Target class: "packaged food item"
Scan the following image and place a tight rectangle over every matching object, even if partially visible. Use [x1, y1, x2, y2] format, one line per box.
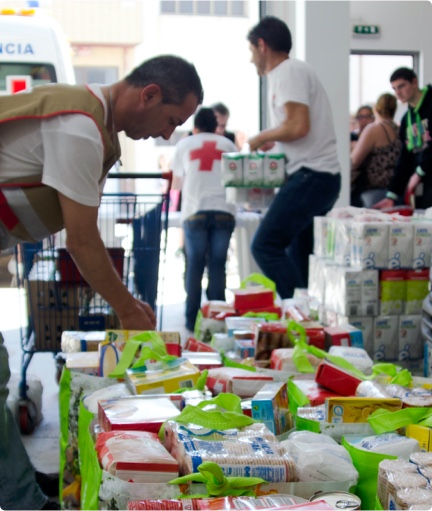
[95, 430, 178, 483]
[251, 382, 290, 435]
[325, 397, 402, 423]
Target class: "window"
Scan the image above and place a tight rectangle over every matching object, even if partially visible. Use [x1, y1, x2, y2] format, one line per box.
[350, 51, 418, 124]
[74, 66, 118, 85]
[160, 0, 245, 17]
[0, 63, 56, 92]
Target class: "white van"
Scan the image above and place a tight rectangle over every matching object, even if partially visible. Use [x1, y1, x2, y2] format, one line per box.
[0, 7, 75, 94]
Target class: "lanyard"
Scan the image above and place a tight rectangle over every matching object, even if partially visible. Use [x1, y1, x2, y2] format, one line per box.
[407, 86, 428, 151]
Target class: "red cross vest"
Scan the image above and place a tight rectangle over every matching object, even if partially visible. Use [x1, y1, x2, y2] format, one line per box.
[0, 84, 119, 244]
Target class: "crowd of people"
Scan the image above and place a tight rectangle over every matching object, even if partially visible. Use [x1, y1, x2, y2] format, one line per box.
[0, 13, 431, 511]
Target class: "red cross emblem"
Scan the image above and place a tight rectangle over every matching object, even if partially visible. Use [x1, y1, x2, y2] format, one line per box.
[190, 141, 224, 171]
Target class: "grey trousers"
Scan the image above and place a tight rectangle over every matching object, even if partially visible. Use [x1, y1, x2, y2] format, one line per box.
[0, 332, 47, 510]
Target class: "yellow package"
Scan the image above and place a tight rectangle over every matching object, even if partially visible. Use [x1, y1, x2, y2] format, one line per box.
[325, 397, 402, 423]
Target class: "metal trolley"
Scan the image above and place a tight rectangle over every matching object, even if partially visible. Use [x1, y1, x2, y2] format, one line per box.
[14, 171, 172, 433]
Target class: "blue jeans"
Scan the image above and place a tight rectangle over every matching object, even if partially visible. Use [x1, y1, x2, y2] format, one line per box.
[183, 211, 235, 331]
[0, 333, 47, 510]
[251, 167, 341, 299]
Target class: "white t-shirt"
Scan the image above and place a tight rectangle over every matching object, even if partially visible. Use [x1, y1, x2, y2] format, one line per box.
[171, 132, 237, 222]
[0, 84, 109, 248]
[267, 58, 340, 175]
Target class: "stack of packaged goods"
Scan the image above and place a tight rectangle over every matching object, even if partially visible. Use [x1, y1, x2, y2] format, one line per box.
[310, 206, 432, 370]
[59, 262, 432, 511]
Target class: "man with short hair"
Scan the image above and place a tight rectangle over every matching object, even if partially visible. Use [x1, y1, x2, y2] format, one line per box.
[0, 54, 203, 510]
[211, 102, 236, 143]
[374, 67, 432, 209]
[246, 16, 341, 299]
[171, 107, 236, 332]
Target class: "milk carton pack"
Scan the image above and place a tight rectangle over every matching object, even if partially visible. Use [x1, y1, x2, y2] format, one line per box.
[263, 153, 286, 187]
[399, 315, 422, 360]
[405, 269, 430, 314]
[412, 221, 432, 268]
[324, 265, 362, 316]
[243, 153, 264, 186]
[221, 152, 243, 186]
[347, 316, 374, 358]
[387, 222, 414, 269]
[373, 316, 399, 361]
[360, 269, 379, 316]
[379, 270, 406, 316]
[333, 218, 352, 267]
[313, 216, 330, 259]
[351, 221, 389, 269]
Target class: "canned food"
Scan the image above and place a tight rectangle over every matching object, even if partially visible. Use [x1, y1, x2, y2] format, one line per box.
[309, 491, 361, 510]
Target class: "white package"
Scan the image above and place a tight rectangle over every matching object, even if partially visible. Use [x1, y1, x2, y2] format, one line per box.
[412, 221, 432, 268]
[360, 269, 379, 316]
[374, 316, 399, 361]
[399, 315, 423, 360]
[345, 433, 420, 460]
[329, 346, 373, 375]
[324, 265, 362, 316]
[348, 316, 374, 358]
[313, 216, 330, 258]
[281, 430, 358, 484]
[351, 221, 389, 269]
[388, 222, 414, 269]
[333, 218, 352, 267]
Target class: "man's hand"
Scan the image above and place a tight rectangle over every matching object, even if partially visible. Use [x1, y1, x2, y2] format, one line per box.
[118, 298, 156, 331]
[407, 172, 421, 198]
[248, 134, 275, 152]
[372, 197, 395, 210]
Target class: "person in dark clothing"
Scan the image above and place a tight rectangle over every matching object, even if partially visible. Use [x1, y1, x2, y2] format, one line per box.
[374, 67, 432, 209]
[211, 102, 236, 144]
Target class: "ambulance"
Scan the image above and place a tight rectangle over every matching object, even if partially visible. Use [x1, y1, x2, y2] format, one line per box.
[0, 6, 75, 94]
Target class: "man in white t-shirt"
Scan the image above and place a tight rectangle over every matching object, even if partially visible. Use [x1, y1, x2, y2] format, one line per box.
[172, 108, 236, 332]
[247, 16, 341, 299]
[0, 55, 203, 510]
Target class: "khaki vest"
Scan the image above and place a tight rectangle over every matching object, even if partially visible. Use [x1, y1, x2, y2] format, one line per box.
[0, 84, 120, 242]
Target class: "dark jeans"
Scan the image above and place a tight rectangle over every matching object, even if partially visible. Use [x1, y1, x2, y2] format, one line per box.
[183, 211, 235, 331]
[251, 167, 341, 299]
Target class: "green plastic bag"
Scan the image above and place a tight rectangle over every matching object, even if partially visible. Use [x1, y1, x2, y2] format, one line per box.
[58, 368, 118, 509]
[341, 436, 396, 511]
[78, 402, 102, 511]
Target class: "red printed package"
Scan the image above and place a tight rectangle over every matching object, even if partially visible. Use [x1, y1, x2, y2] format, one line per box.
[323, 326, 351, 349]
[315, 359, 362, 396]
[128, 499, 200, 510]
[254, 322, 292, 363]
[290, 379, 342, 406]
[184, 338, 218, 353]
[233, 286, 274, 311]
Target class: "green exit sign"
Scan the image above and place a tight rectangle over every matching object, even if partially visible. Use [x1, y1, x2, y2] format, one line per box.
[353, 24, 380, 35]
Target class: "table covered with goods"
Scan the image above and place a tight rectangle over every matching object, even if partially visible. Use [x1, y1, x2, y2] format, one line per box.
[56, 206, 432, 511]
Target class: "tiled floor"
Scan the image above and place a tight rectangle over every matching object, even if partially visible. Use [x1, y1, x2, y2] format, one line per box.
[1, 226, 241, 475]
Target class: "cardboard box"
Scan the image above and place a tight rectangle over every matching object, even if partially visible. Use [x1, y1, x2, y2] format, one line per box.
[406, 424, 432, 451]
[125, 360, 200, 395]
[315, 359, 362, 396]
[66, 351, 100, 376]
[251, 382, 290, 435]
[98, 396, 181, 433]
[379, 270, 406, 316]
[234, 339, 255, 359]
[323, 326, 351, 349]
[233, 286, 274, 311]
[325, 397, 402, 423]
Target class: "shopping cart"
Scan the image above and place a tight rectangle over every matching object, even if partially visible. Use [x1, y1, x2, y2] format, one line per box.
[14, 171, 172, 433]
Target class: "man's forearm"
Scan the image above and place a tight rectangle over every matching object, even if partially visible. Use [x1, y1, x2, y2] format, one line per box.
[66, 235, 135, 318]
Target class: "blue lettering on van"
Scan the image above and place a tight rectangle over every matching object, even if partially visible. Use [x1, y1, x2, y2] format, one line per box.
[0, 43, 34, 55]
